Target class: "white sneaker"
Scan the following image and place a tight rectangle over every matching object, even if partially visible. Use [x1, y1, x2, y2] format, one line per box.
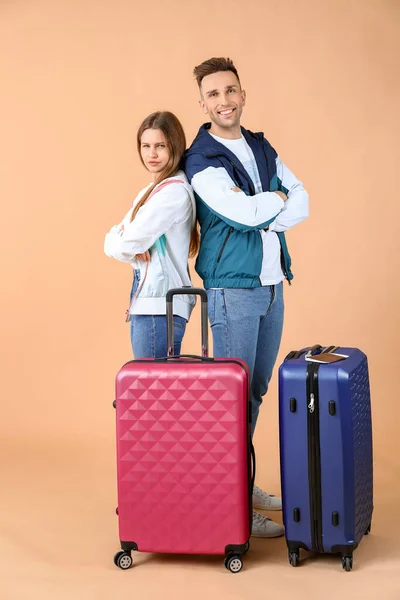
[252, 484, 282, 511]
[251, 511, 284, 538]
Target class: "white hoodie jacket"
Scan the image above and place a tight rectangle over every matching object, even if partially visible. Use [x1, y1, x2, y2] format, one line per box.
[104, 171, 196, 320]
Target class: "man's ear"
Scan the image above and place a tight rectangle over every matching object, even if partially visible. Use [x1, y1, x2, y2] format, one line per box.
[241, 89, 246, 106]
[199, 99, 208, 115]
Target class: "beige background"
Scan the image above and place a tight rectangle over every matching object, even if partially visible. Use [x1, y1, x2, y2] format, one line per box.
[1, 0, 399, 598]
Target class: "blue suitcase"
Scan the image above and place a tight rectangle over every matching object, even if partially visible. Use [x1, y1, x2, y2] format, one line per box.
[278, 344, 373, 571]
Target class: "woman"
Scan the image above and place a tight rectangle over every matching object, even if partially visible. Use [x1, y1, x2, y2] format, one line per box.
[104, 111, 199, 358]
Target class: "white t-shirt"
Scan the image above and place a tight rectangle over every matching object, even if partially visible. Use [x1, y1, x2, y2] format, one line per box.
[210, 133, 284, 285]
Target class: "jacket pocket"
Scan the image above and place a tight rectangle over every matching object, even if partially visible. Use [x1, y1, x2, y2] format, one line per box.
[216, 227, 234, 263]
[143, 247, 166, 296]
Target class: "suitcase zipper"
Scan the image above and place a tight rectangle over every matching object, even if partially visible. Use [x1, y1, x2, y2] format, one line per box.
[306, 361, 323, 553]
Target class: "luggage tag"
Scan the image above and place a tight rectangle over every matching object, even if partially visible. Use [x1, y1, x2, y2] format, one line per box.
[305, 353, 348, 364]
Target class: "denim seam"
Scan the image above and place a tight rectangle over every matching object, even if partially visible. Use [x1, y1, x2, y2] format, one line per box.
[211, 290, 216, 325]
[265, 284, 276, 316]
[221, 290, 230, 356]
[151, 315, 155, 357]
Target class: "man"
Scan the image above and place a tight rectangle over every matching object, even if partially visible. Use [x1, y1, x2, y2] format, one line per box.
[184, 57, 309, 538]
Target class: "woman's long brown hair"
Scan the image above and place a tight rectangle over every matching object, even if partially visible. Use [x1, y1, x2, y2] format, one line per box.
[130, 111, 199, 258]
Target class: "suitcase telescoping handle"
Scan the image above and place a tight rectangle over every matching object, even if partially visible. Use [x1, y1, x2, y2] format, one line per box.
[285, 344, 323, 361]
[304, 344, 324, 358]
[166, 287, 209, 358]
[303, 344, 338, 358]
[285, 344, 339, 361]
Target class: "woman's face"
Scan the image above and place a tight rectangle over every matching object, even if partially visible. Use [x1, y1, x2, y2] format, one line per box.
[140, 128, 170, 175]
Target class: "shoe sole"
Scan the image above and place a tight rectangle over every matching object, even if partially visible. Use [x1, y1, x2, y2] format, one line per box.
[251, 531, 285, 539]
[252, 503, 282, 511]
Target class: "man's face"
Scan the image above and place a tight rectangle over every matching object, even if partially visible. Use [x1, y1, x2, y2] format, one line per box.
[199, 70, 245, 132]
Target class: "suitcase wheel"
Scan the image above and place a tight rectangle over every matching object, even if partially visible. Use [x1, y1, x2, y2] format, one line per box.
[341, 555, 353, 572]
[243, 541, 250, 554]
[224, 554, 243, 573]
[114, 551, 133, 570]
[288, 550, 299, 567]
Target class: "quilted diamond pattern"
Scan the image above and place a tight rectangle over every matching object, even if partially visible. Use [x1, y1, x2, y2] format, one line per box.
[116, 360, 250, 554]
[349, 357, 373, 541]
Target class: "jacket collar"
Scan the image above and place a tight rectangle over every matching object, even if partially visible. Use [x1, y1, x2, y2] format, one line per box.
[186, 123, 270, 193]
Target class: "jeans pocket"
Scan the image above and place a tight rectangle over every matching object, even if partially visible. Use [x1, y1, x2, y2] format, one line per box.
[220, 289, 227, 318]
[129, 269, 141, 302]
[207, 290, 216, 325]
[173, 315, 186, 330]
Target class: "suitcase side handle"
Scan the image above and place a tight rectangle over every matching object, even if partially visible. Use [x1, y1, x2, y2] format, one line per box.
[248, 439, 256, 535]
[250, 440, 256, 493]
[166, 287, 209, 358]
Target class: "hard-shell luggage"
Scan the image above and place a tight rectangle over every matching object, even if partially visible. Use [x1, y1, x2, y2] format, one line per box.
[113, 288, 254, 573]
[278, 344, 373, 571]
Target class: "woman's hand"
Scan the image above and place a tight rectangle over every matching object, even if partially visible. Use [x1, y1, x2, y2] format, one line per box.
[135, 250, 151, 262]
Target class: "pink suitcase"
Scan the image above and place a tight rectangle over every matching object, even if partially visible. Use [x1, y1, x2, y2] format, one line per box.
[113, 288, 253, 573]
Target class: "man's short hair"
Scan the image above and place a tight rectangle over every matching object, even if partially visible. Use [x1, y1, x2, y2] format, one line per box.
[193, 57, 240, 89]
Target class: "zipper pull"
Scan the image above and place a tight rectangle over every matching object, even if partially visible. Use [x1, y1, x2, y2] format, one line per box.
[308, 393, 315, 413]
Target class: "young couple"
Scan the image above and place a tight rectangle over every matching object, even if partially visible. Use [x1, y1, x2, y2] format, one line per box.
[104, 57, 309, 539]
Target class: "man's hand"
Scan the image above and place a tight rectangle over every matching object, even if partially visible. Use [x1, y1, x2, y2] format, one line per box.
[135, 250, 151, 262]
[274, 190, 287, 201]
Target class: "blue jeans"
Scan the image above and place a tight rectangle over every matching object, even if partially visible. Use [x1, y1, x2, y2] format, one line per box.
[129, 270, 187, 358]
[207, 284, 284, 436]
